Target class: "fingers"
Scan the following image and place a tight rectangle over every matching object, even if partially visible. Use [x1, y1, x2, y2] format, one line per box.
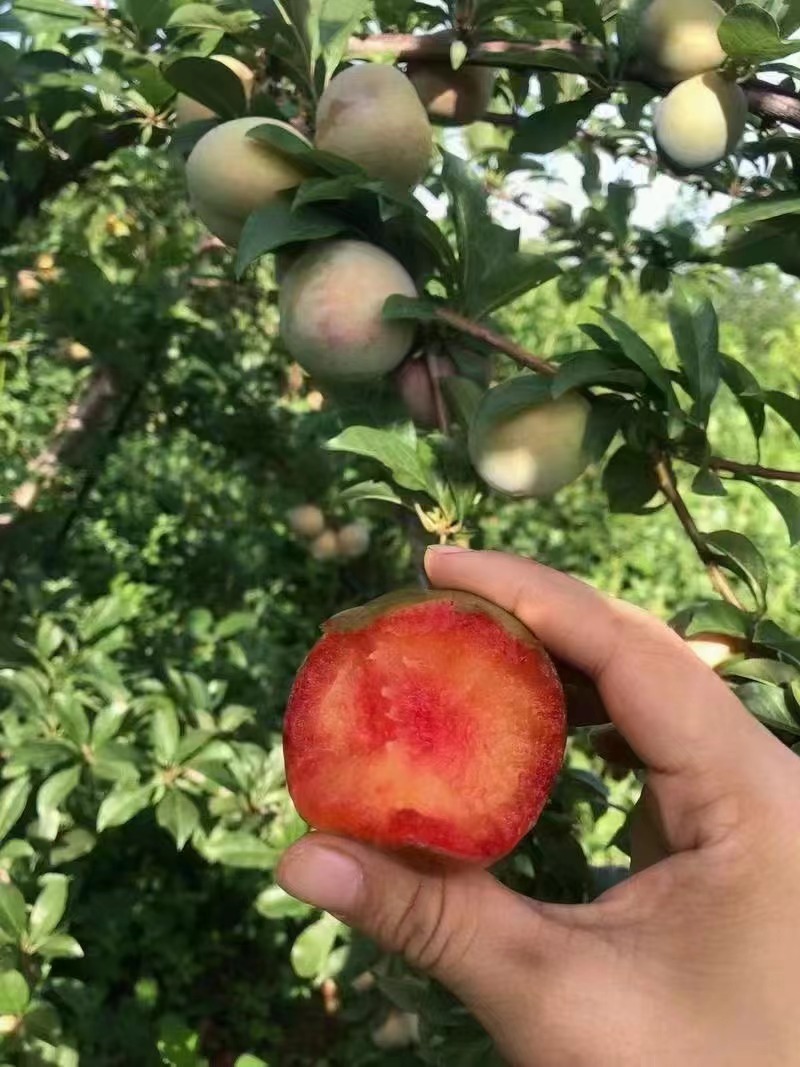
[425, 548, 767, 781]
[276, 833, 548, 1020]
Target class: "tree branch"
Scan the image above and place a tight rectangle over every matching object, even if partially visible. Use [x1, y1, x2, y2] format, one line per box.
[653, 454, 747, 612]
[347, 34, 800, 131]
[709, 457, 800, 484]
[435, 307, 556, 377]
[0, 368, 117, 532]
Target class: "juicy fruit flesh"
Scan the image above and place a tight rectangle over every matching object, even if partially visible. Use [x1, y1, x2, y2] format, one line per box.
[284, 594, 566, 863]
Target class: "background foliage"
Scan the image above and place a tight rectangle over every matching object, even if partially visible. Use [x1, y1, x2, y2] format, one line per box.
[1, 0, 799, 1063]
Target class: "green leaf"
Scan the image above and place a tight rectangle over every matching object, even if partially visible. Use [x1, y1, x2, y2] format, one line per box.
[164, 57, 247, 121]
[602, 446, 660, 514]
[705, 530, 768, 608]
[753, 480, 800, 545]
[35, 619, 65, 659]
[326, 425, 439, 497]
[722, 658, 799, 686]
[668, 290, 720, 425]
[319, 0, 371, 77]
[167, 1, 252, 30]
[50, 828, 96, 866]
[720, 355, 765, 441]
[755, 620, 800, 666]
[718, 3, 798, 61]
[766, 390, 800, 437]
[0, 883, 27, 940]
[0, 971, 29, 1015]
[235, 200, 347, 277]
[53, 694, 90, 746]
[198, 830, 278, 869]
[512, 92, 601, 154]
[34, 933, 84, 959]
[679, 601, 751, 639]
[0, 778, 30, 844]
[234, 1056, 269, 1067]
[151, 703, 180, 765]
[290, 913, 340, 979]
[382, 294, 439, 323]
[29, 874, 68, 944]
[736, 681, 800, 735]
[14, 0, 88, 18]
[583, 395, 631, 461]
[607, 181, 634, 245]
[598, 311, 674, 399]
[215, 613, 256, 640]
[254, 884, 313, 920]
[782, 0, 800, 35]
[563, 0, 606, 41]
[552, 351, 645, 397]
[717, 192, 800, 227]
[469, 253, 560, 319]
[36, 765, 81, 842]
[337, 480, 404, 506]
[156, 791, 199, 851]
[96, 784, 153, 832]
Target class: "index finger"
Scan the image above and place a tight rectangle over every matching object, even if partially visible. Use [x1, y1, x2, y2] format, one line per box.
[425, 548, 764, 779]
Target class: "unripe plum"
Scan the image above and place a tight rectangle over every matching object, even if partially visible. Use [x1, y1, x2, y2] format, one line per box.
[284, 589, 566, 863]
[16, 270, 42, 300]
[337, 521, 370, 559]
[315, 65, 433, 187]
[186, 117, 310, 245]
[686, 632, 747, 671]
[310, 529, 340, 561]
[175, 55, 255, 125]
[640, 0, 726, 80]
[394, 354, 456, 427]
[287, 504, 326, 539]
[655, 72, 747, 171]
[469, 387, 591, 498]
[407, 62, 495, 125]
[279, 240, 418, 381]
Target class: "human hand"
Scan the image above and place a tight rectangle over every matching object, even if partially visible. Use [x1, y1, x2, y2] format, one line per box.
[277, 549, 800, 1067]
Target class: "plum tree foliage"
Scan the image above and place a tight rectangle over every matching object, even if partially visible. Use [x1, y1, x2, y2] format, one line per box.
[2, 0, 800, 1060]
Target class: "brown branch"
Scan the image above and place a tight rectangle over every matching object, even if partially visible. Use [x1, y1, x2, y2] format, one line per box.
[0, 368, 117, 530]
[435, 307, 556, 377]
[709, 458, 800, 484]
[425, 347, 449, 433]
[653, 454, 747, 612]
[347, 35, 800, 131]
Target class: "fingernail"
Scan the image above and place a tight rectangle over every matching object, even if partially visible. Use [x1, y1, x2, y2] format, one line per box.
[425, 545, 470, 557]
[277, 844, 363, 915]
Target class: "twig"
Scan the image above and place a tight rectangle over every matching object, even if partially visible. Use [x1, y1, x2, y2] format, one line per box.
[435, 307, 556, 377]
[709, 458, 800, 484]
[653, 454, 747, 612]
[0, 368, 117, 531]
[346, 34, 800, 131]
[425, 346, 449, 433]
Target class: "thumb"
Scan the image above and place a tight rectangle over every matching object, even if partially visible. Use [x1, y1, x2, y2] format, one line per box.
[277, 834, 548, 1017]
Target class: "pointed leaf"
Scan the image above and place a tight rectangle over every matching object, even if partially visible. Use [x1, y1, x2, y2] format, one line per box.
[156, 791, 199, 851]
[0, 884, 27, 940]
[0, 778, 30, 844]
[0, 971, 29, 1014]
[668, 290, 720, 424]
[96, 784, 153, 832]
[29, 874, 68, 943]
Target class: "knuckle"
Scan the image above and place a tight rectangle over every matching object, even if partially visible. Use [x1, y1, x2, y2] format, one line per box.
[377, 874, 476, 977]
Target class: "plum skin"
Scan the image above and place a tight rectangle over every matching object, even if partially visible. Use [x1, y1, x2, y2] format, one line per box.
[283, 589, 567, 865]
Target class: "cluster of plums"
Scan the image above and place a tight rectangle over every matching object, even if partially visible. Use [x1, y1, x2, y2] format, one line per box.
[644, 0, 748, 170]
[287, 504, 370, 562]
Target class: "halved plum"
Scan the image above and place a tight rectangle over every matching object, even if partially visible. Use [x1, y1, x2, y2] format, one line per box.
[283, 589, 566, 864]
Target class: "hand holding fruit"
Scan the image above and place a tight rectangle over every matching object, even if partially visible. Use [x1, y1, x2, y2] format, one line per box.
[278, 549, 800, 1067]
